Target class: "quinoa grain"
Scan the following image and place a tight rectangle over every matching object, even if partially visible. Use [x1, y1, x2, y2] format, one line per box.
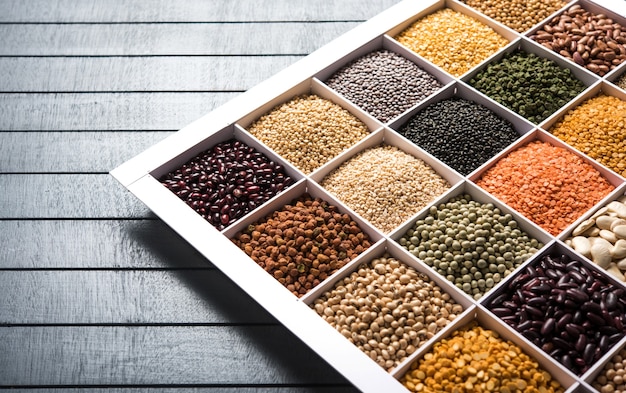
[320, 145, 451, 233]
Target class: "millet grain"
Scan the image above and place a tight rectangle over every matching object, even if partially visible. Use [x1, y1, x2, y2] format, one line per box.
[246, 94, 370, 174]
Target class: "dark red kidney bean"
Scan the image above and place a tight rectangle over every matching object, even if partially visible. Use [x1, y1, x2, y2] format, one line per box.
[584, 343, 596, 364]
[491, 307, 514, 317]
[582, 301, 602, 314]
[569, 271, 585, 284]
[527, 297, 546, 307]
[606, 292, 618, 310]
[565, 288, 589, 302]
[565, 323, 582, 337]
[562, 354, 573, 370]
[587, 312, 606, 326]
[541, 318, 556, 335]
[575, 334, 587, 352]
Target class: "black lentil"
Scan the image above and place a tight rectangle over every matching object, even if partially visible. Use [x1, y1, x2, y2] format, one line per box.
[160, 138, 294, 231]
[486, 252, 626, 375]
[324, 50, 442, 123]
[396, 97, 519, 175]
[469, 51, 586, 124]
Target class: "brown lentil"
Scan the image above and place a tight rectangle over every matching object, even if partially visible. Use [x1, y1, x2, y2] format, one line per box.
[312, 254, 463, 371]
[320, 145, 451, 234]
[530, 4, 626, 76]
[593, 347, 626, 393]
[400, 321, 565, 393]
[231, 194, 372, 297]
[324, 50, 442, 123]
[398, 194, 543, 300]
[461, 0, 567, 33]
[393, 8, 509, 77]
[549, 94, 626, 177]
[475, 140, 615, 236]
[246, 94, 370, 174]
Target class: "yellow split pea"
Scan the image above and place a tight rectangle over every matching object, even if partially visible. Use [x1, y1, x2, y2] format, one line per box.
[549, 94, 626, 177]
[400, 322, 564, 393]
[394, 8, 509, 77]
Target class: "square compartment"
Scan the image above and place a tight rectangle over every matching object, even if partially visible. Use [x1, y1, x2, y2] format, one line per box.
[482, 241, 626, 376]
[389, 81, 534, 177]
[463, 37, 598, 125]
[527, 0, 626, 77]
[310, 127, 462, 235]
[470, 129, 622, 237]
[394, 306, 578, 391]
[391, 180, 552, 301]
[386, 0, 517, 78]
[314, 35, 453, 125]
[541, 80, 626, 179]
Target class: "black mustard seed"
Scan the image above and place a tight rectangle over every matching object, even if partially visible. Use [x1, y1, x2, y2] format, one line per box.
[397, 97, 519, 176]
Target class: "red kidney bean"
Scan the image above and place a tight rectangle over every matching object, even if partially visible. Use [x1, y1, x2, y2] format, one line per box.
[161, 138, 294, 230]
[485, 253, 626, 375]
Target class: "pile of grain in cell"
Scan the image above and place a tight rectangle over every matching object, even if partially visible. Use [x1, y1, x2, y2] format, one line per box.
[319, 144, 451, 233]
[246, 94, 370, 174]
[397, 97, 520, 176]
[460, 0, 567, 33]
[397, 194, 544, 300]
[231, 194, 372, 297]
[549, 94, 626, 177]
[394, 8, 509, 77]
[593, 347, 626, 393]
[475, 140, 615, 236]
[311, 254, 464, 371]
[400, 321, 565, 393]
[325, 50, 442, 123]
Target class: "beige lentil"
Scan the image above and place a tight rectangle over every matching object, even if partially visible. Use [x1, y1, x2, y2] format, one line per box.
[319, 145, 451, 233]
[394, 8, 509, 77]
[593, 348, 626, 393]
[461, 0, 567, 33]
[246, 94, 370, 174]
[312, 254, 463, 371]
[549, 94, 626, 177]
[400, 321, 565, 393]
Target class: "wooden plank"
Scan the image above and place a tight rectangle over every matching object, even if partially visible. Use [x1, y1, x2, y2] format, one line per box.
[0, 93, 237, 131]
[3, 389, 357, 393]
[0, 326, 351, 386]
[0, 56, 303, 92]
[0, 131, 173, 173]
[0, 23, 361, 56]
[0, 220, 212, 269]
[0, 0, 399, 22]
[0, 174, 151, 218]
[0, 270, 278, 324]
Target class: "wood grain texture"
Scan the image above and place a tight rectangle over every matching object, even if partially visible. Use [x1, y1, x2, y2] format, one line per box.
[0, 326, 351, 386]
[3, 389, 357, 393]
[0, 92, 237, 131]
[0, 0, 400, 22]
[0, 57, 302, 92]
[0, 174, 151, 218]
[0, 23, 360, 56]
[0, 270, 278, 324]
[0, 220, 211, 269]
[0, 131, 173, 172]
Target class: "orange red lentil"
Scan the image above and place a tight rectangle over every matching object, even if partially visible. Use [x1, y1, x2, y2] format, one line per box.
[394, 8, 509, 77]
[475, 140, 615, 236]
[400, 321, 564, 393]
[549, 94, 626, 177]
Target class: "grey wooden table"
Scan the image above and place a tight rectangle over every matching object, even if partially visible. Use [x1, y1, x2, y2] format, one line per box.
[0, 1, 402, 391]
